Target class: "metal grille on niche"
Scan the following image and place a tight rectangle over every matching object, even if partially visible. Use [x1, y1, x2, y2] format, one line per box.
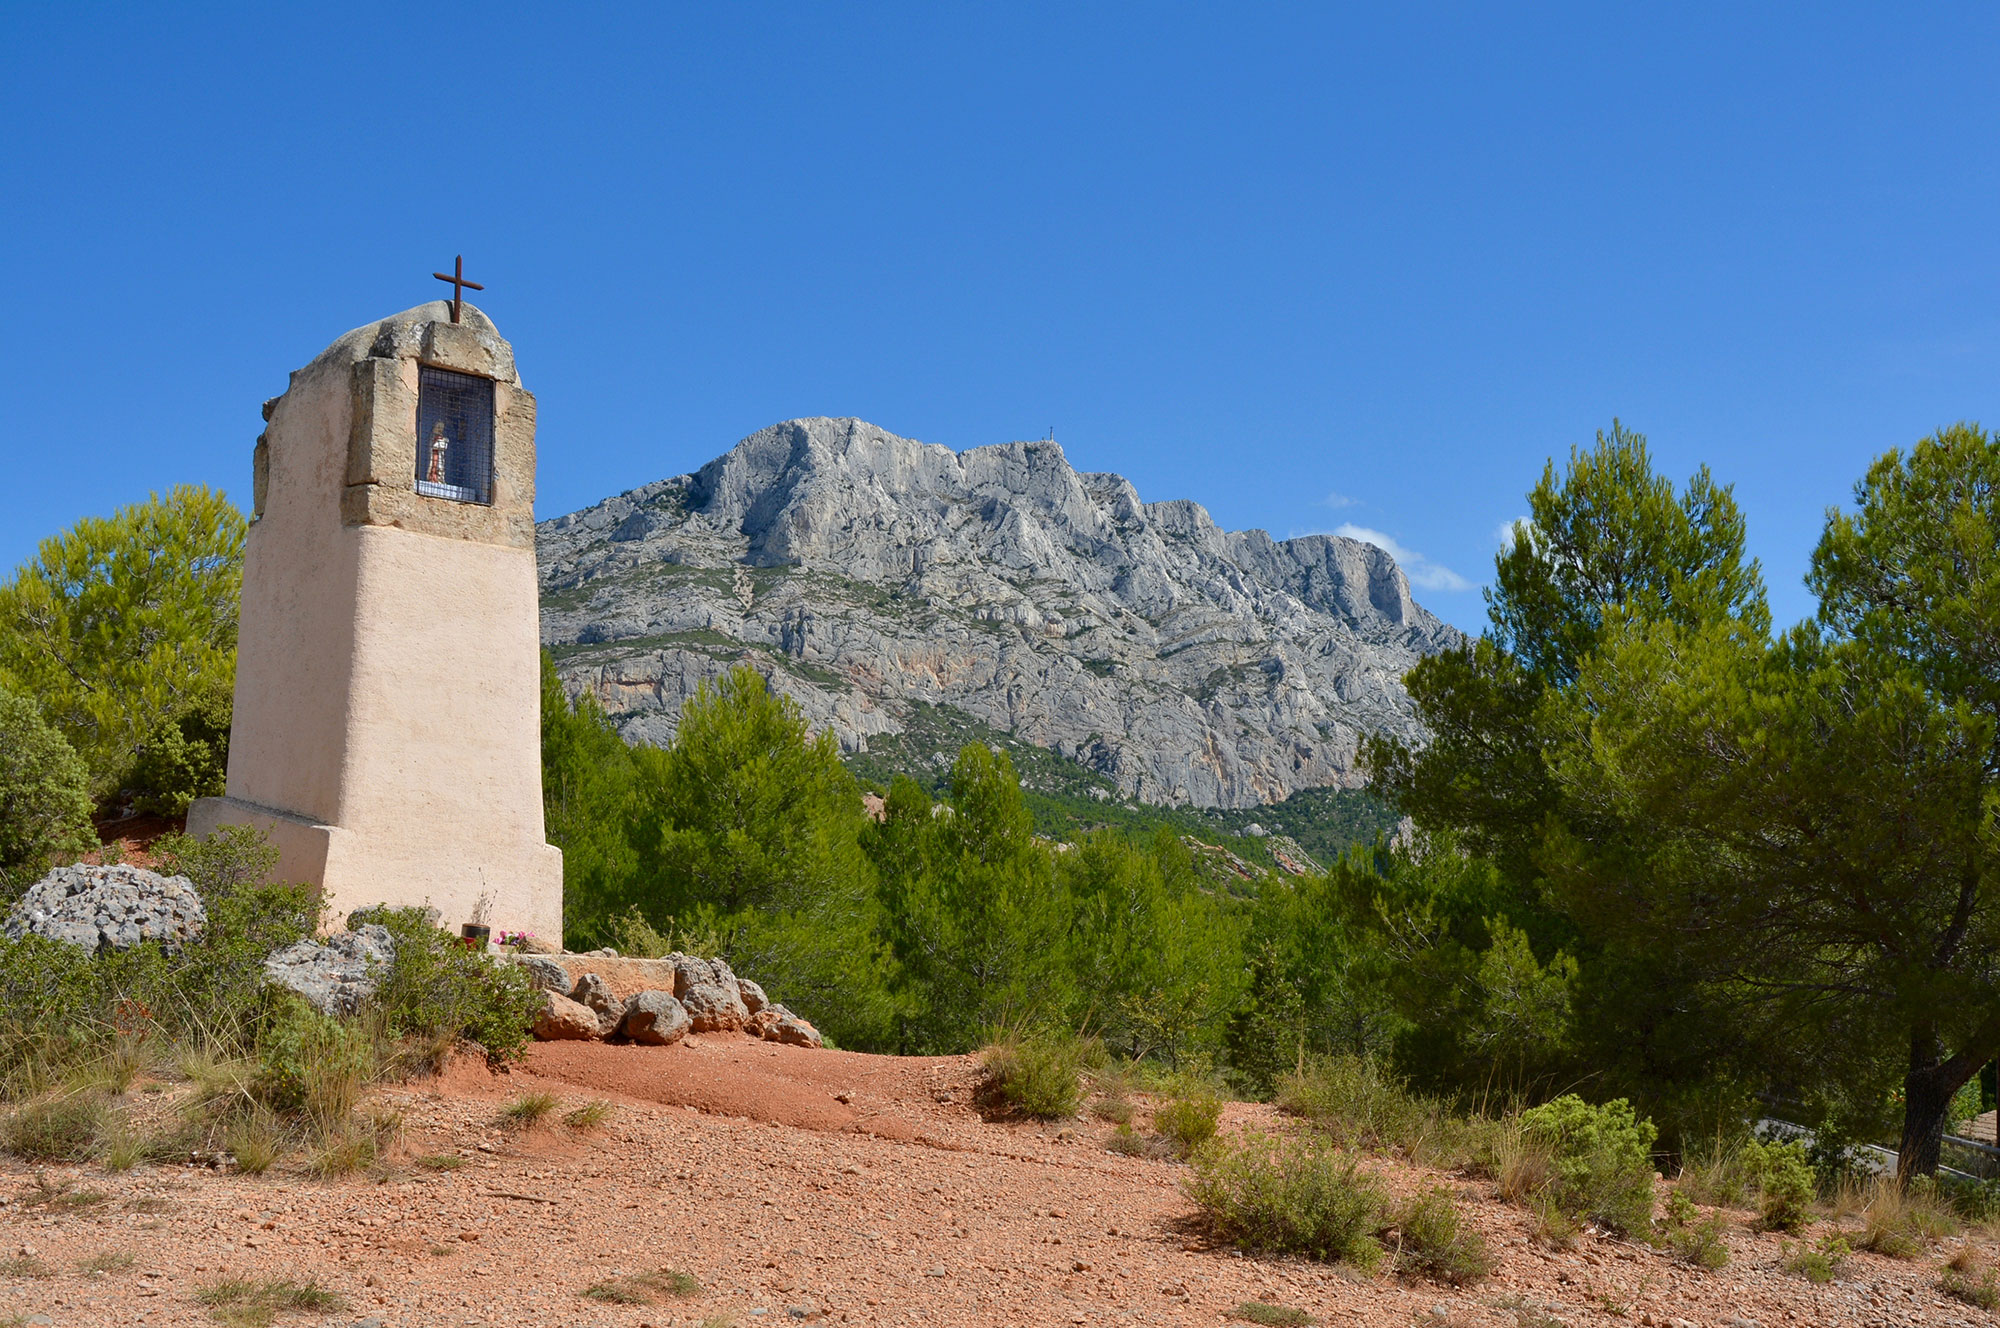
[415, 366, 495, 504]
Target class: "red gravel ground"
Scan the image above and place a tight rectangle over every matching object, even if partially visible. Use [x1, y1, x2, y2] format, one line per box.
[0, 1038, 1989, 1327]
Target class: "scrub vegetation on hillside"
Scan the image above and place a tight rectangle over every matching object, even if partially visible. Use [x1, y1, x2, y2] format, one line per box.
[1, 422, 1998, 1233]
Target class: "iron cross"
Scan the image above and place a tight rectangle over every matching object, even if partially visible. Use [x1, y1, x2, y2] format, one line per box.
[431, 255, 484, 324]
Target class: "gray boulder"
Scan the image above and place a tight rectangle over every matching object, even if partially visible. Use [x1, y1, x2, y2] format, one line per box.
[532, 990, 601, 1041]
[571, 972, 624, 1035]
[680, 980, 749, 1033]
[4, 863, 207, 953]
[769, 1004, 824, 1049]
[514, 954, 571, 994]
[619, 990, 692, 1045]
[263, 925, 396, 1015]
[737, 977, 770, 1015]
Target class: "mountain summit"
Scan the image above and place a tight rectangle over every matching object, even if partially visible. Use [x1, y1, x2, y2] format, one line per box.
[537, 417, 1463, 809]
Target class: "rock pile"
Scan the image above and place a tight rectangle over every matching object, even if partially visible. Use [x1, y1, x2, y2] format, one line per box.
[3, 863, 207, 953]
[263, 925, 397, 1016]
[520, 951, 823, 1049]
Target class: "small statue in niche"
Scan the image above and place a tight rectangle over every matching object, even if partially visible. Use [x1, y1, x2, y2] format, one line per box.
[425, 421, 451, 484]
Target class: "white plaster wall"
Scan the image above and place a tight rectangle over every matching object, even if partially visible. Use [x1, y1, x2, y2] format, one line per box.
[194, 304, 563, 946]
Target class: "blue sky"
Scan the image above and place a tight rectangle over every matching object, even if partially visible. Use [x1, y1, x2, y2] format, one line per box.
[4, 5, 1996, 634]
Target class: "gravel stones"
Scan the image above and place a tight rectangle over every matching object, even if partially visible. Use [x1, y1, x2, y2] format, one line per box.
[618, 989, 692, 1045]
[263, 924, 396, 1015]
[532, 990, 600, 1041]
[3, 863, 207, 954]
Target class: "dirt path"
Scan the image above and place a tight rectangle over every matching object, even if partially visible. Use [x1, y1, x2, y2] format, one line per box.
[0, 1041, 1986, 1327]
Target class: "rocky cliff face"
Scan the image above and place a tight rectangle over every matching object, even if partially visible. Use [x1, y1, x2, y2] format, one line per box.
[537, 418, 1463, 810]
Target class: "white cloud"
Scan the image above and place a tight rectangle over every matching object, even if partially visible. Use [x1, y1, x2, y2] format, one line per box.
[1321, 490, 1358, 510]
[1334, 523, 1474, 593]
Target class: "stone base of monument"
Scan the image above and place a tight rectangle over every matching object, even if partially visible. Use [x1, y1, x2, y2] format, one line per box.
[508, 950, 823, 1049]
[187, 795, 564, 952]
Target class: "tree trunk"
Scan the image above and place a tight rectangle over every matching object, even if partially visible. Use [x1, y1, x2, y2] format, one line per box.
[1899, 1027, 1981, 1182]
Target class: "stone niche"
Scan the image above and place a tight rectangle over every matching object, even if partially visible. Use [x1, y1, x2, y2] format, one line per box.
[191, 300, 563, 946]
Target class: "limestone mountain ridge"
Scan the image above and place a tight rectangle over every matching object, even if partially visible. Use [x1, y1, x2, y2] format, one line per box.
[537, 417, 1464, 810]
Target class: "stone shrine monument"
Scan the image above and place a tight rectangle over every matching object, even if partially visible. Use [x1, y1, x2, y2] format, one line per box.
[190, 291, 563, 944]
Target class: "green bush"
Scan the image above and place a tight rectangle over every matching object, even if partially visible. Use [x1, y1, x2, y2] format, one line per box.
[1518, 1094, 1658, 1234]
[1743, 1137, 1816, 1232]
[1154, 1084, 1223, 1158]
[1393, 1185, 1493, 1285]
[252, 1000, 375, 1129]
[982, 1031, 1101, 1120]
[364, 907, 540, 1063]
[1184, 1128, 1386, 1268]
[1942, 1261, 2000, 1311]
[0, 690, 95, 899]
[1663, 1189, 1730, 1269]
[128, 682, 230, 816]
[1781, 1234, 1849, 1283]
[1277, 1055, 1445, 1157]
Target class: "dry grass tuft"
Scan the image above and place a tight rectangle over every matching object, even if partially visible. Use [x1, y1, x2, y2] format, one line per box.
[194, 1274, 346, 1326]
[17, 1172, 107, 1214]
[581, 1268, 702, 1305]
[76, 1249, 136, 1274]
[1858, 1174, 1957, 1257]
[500, 1091, 561, 1129]
[563, 1099, 613, 1130]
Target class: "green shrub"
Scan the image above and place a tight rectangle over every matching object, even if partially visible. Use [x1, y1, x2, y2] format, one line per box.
[982, 1031, 1101, 1120]
[128, 682, 230, 817]
[1184, 1128, 1386, 1268]
[1278, 1055, 1441, 1156]
[1663, 1190, 1730, 1269]
[0, 689, 95, 899]
[252, 1000, 374, 1129]
[153, 825, 281, 903]
[1675, 1137, 1755, 1208]
[1107, 1123, 1149, 1156]
[1233, 1304, 1311, 1327]
[1517, 1094, 1658, 1234]
[1393, 1185, 1493, 1285]
[1781, 1234, 1849, 1283]
[1154, 1084, 1223, 1158]
[3, 1093, 106, 1161]
[1743, 1137, 1816, 1232]
[364, 906, 540, 1062]
[1942, 1259, 2000, 1311]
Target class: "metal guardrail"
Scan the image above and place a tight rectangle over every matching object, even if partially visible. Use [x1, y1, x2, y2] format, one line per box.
[1943, 1132, 2000, 1161]
[1761, 1117, 1996, 1181]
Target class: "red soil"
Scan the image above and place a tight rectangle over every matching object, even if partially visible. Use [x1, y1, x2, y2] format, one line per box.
[0, 1040, 1987, 1328]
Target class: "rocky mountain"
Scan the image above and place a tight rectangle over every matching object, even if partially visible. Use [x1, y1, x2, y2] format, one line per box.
[537, 418, 1463, 810]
